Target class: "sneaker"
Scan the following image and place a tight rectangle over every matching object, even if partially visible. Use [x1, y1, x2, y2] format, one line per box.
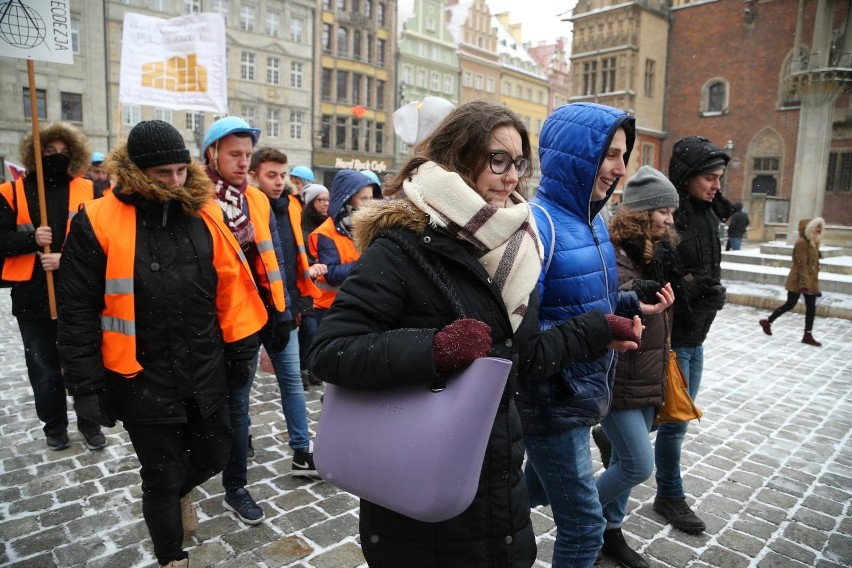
[247, 435, 255, 460]
[653, 496, 706, 534]
[46, 432, 69, 451]
[759, 319, 772, 336]
[223, 487, 265, 525]
[292, 449, 320, 479]
[180, 493, 198, 538]
[602, 528, 649, 568]
[81, 429, 106, 451]
[592, 425, 612, 469]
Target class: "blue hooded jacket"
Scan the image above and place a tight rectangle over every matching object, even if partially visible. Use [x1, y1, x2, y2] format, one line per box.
[516, 102, 640, 435]
[316, 169, 374, 286]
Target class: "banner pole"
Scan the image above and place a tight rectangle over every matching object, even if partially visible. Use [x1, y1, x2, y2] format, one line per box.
[26, 60, 58, 320]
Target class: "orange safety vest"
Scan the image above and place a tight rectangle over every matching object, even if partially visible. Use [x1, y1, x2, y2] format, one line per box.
[0, 177, 93, 282]
[308, 217, 361, 310]
[244, 186, 287, 312]
[85, 194, 268, 378]
[286, 194, 321, 300]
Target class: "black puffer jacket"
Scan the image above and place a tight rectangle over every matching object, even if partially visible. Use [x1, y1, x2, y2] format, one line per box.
[308, 199, 610, 568]
[57, 149, 258, 424]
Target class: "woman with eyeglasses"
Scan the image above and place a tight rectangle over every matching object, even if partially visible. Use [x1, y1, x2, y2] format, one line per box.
[308, 101, 641, 567]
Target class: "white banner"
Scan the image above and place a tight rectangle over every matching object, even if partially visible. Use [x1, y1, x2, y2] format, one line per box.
[119, 12, 228, 114]
[0, 0, 74, 64]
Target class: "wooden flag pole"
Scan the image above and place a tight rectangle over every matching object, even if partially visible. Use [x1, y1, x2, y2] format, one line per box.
[26, 60, 58, 320]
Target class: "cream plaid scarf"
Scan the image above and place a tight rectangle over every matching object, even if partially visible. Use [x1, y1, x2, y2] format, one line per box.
[402, 161, 543, 331]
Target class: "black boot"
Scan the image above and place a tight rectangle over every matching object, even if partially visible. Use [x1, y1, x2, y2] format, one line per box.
[802, 331, 821, 346]
[592, 425, 612, 469]
[601, 528, 648, 568]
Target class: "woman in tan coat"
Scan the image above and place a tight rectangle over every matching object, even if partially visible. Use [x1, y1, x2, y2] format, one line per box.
[759, 217, 825, 346]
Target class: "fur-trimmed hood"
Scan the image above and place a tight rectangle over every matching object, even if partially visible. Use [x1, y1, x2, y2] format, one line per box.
[352, 198, 428, 251]
[19, 122, 91, 176]
[799, 217, 825, 247]
[105, 145, 213, 214]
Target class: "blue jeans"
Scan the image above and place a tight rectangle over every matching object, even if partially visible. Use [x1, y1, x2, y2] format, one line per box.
[524, 426, 604, 568]
[728, 236, 743, 250]
[597, 407, 655, 528]
[655, 345, 703, 498]
[17, 317, 99, 437]
[223, 327, 311, 493]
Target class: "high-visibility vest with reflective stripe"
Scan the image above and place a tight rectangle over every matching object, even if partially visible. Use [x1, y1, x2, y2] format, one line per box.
[0, 177, 92, 282]
[243, 186, 287, 312]
[85, 194, 268, 378]
[286, 195, 320, 300]
[308, 216, 361, 310]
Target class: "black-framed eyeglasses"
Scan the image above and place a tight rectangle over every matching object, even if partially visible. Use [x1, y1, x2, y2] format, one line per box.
[489, 152, 530, 177]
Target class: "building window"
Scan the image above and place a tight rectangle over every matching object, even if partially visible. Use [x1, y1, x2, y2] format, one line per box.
[702, 79, 729, 115]
[321, 115, 331, 149]
[212, 0, 229, 23]
[377, 2, 385, 26]
[240, 6, 255, 31]
[337, 28, 348, 57]
[322, 23, 332, 53]
[486, 78, 494, 93]
[366, 34, 373, 63]
[377, 39, 385, 66]
[352, 120, 360, 151]
[502, 81, 510, 95]
[375, 122, 383, 153]
[240, 52, 256, 80]
[266, 12, 279, 37]
[366, 77, 373, 107]
[290, 110, 305, 140]
[352, 73, 362, 104]
[336, 116, 347, 149]
[403, 66, 412, 84]
[266, 108, 280, 138]
[751, 156, 780, 195]
[61, 92, 83, 122]
[416, 68, 426, 88]
[184, 0, 200, 14]
[290, 18, 304, 42]
[641, 143, 654, 167]
[155, 108, 173, 122]
[376, 80, 385, 110]
[321, 68, 332, 100]
[267, 57, 280, 85]
[601, 57, 616, 93]
[241, 105, 257, 126]
[337, 70, 349, 103]
[364, 0, 372, 19]
[515, 85, 522, 98]
[443, 74, 453, 94]
[70, 19, 79, 53]
[291, 62, 303, 88]
[352, 30, 361, 60]
[186, 111, 203, 131]
[151, 0, 168, 10]
[463, 71, 472, 87]
[23, 88, 47, 120]
[426, 16, 435, 32]
[582, 60, 597, 95]
[475, 75, 483, 90]
[337, 0, 345, 10]
[122, 105, 141, 126]
[644, 59, 655, 97]
[826, 152, 852, 193]
[430, 72, 440, 92]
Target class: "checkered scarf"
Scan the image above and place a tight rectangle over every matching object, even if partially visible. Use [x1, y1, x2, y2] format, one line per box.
[402, 161, 542, 331]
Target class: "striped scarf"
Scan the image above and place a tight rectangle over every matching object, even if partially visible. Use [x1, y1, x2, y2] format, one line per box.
[402, 161, 543, 331]
[207, 168, 255, 246]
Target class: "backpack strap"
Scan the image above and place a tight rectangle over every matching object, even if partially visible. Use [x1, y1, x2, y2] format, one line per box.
[530, 202, 555, 275]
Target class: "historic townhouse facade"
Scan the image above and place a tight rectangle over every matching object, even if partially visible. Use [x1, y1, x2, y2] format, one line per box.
[446, 0, 500, 105]
[528, 38, 573, 115]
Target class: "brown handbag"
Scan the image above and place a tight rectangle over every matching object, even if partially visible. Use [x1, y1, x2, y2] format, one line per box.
[654, 351, 703, 425]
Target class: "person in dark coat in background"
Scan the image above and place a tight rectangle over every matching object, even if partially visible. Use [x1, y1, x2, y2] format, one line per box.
[57, 120, 266, 567]
[759, 217, 825, 346]
[298, 182, 330, 385]
[726, 202, 749, 250]
[0, 122, 101, 452]
[594, 166, 681, 568]
[308, 101, 641, 568]
[655, 135, 735, 535]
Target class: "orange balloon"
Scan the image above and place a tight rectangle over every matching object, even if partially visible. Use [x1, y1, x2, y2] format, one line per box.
[352, 105, 366, 118]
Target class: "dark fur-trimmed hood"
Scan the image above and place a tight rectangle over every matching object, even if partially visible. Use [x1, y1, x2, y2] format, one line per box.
[19, 122, 91, 176]
[105, 145, 213, 214]
[352, 198, 428, 251]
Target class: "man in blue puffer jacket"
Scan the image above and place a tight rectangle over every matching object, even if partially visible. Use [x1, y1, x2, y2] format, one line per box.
[516, 103, 646, 567]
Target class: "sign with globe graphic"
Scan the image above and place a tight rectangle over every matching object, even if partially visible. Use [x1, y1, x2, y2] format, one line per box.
[0, 0, 73, 64]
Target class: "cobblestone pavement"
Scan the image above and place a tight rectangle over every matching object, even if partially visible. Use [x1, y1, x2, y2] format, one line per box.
[1, 292, 851, 567]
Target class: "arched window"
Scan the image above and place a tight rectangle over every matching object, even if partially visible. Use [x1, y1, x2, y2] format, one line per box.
[701, 78, 729, 116]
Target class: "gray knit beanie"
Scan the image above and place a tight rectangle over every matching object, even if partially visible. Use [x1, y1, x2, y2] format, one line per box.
[621, 166, 679, 212]
[303, 184, 329, 208]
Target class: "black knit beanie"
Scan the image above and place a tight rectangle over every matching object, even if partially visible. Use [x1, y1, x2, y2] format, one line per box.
[668, 136, 730, 191]
[127, 120, 191, 170]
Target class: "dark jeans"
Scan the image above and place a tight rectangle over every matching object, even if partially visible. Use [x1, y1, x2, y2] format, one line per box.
[125, 401, 231, 565]
[769, 291, 817, 331]
[17, 316, 99, 437]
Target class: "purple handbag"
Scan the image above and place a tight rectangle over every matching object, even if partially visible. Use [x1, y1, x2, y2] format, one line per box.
[314, 356, 512, 522]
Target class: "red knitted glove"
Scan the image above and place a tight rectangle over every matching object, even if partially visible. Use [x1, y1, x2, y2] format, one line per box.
[605, 314, 641, 346]
[432, 319, 492, 373]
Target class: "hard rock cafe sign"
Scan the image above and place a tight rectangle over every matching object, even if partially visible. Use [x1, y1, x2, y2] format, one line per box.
[333, 157, 389, 173]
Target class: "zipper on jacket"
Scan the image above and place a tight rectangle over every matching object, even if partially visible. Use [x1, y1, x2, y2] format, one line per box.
[161, 201, 169, 227]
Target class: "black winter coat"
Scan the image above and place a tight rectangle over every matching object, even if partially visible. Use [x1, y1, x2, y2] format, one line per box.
[308, 200, 610, 568]
[57, 152, 257, 424]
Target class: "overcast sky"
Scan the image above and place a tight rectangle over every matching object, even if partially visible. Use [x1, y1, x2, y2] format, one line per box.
[486, 1, 576, 46]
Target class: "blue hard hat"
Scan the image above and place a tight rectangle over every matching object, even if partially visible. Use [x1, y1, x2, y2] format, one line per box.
[360, 170, 380, 186]
[202, 116, 261, 155]
[91, 152, 105, 164]
[290, 165, 314, 183]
